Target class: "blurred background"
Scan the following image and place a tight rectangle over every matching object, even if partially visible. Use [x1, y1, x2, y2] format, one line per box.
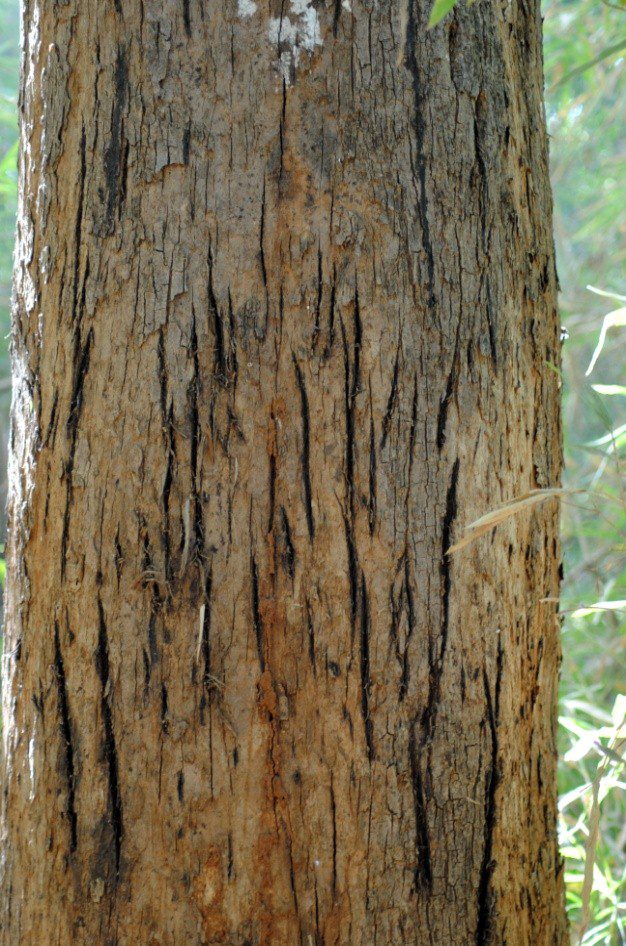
[0, 0, 624, 940]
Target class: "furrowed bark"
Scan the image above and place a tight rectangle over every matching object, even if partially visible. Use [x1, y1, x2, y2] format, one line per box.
[1, 0, 567, 943]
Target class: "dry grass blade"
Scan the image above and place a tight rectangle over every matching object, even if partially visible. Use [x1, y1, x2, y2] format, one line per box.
[447, 488, 580, 555]
[577, 730, 626, 944]
[577, 765, 603, 944]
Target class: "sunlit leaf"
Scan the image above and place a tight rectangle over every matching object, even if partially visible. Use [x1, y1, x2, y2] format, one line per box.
[571, 600, 626, 618]
[565, 732, 603, 763]
[587, 285, 626, 304]
[591, 384, 626, 396]
[611, 694, 626, 727]
[585, 306, 626, 375]
[587, 422, 626, 449]
[559, 783, 592, 811]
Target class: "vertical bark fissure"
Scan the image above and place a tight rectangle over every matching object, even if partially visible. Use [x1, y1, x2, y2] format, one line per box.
[53, 622, 78, 853]
[409, 720, 433, 891]
[293, 355, 315, 540]
[380, 337, 401, 451]
[440, 457, 460, 666]
[61, 325, 93, 578]
[359, 572, 374, 762]
[251, 554, 265, 674]
[420, 456, 460, 739]
[69, 125, 87, 329]
[340, 284, 363, 642]
[436, 320, 462, 452]
[404, 2, 436, 310]
[368, 387, 377, 536]
[200, 565, 213, 701]
[208, 242, 227, 381]
[476, 640, 503, 945]
[278, 506, 296, 580]
[95, 598, 123, 875]
[182, 0, 191, 38]
[306, 597, 316, 676]
[187, 309, 203, 563]
[103, 47, 128, 233]
[399, 551, 416, 703]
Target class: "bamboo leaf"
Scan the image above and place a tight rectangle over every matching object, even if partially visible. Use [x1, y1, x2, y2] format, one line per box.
[428, 0, 457, 28]
[571, 600, 626, 619]
[447, 488, 576, 555]
[585, 307, 626, 376]
[550, 38, 626, 90]
[591, 384, 626, 396]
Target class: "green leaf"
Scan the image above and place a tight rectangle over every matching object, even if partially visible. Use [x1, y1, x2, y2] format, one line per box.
[428, 0, 457, 28]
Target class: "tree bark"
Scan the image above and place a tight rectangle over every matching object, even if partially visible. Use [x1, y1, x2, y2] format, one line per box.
[1, 0, 567, 943]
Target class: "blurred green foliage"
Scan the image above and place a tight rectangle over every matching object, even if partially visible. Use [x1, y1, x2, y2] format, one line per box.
[0, 0, 623, 939]
[545, 0, 625, 941]
[0, 0, 18, 576]
[0, 0, 17, 352]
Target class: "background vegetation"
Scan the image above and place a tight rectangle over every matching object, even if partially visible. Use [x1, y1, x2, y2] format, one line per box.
[0, 0, 624, 940]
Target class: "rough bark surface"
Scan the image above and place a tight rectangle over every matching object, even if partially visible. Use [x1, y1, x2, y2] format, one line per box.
[1, 0, 567, 943]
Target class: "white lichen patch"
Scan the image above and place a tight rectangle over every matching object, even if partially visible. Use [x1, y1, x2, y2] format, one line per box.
[268, 0, 323, 84]
[237, 0, 257, 17]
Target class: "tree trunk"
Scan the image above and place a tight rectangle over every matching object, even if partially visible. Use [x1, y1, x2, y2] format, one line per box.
[1, 0, 567, 943]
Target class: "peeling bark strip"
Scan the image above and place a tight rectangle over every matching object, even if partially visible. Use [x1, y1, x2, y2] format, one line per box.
[2, 0, 566, 943]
